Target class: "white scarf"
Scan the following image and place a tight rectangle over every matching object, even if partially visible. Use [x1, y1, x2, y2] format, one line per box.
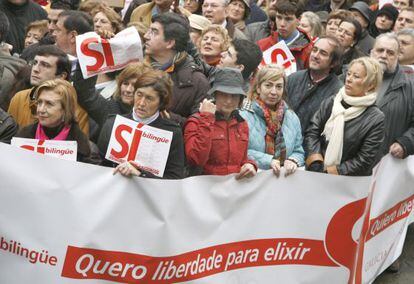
[132, 109, 160, 125]
[322, 87, 377, 168]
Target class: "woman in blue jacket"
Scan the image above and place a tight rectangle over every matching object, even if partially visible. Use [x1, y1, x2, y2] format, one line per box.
[241, 64, 305, 177]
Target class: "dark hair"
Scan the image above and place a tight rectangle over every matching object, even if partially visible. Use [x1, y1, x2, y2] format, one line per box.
[340, 18, 362, 44]
[0, 11, 9, 42]
[151, 13, 190, 52]
[50, 0, 74, 10]
[275, 0, 303, 18]
[134, 69, 173, 111]
[34, 45, 71, 80]
[314, 36, 343, 73]
[59, 10, 94, 35]
[232, 39, 263, 79]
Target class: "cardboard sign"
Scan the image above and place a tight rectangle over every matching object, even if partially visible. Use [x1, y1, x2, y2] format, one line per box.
[11, 138, 77, 161]
[105, 115, 173, 177]
[76, 27, 143, 79]
[260, 41, 297, 76]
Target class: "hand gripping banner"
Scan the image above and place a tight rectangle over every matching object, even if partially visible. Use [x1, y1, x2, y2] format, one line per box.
[0, 143, 413, 283]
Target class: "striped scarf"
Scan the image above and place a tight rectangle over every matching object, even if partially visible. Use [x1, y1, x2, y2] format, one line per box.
[256, 99, 287, 164]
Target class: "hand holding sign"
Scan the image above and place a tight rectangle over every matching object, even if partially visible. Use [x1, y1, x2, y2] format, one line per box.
[260, 41, 297, 76]
[76, 27, 143, 79]
[106, 115, 173, 177]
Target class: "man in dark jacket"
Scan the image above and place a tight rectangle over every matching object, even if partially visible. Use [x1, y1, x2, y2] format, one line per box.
[0, 10, 26, 110]
[144, 13, 210, 125]
[0, 0, 47, 54]
[0, 107, 17, 143]
[371, 33, 414, 159]
[286, 36, 343, 135]
[349, 1, 375, 55]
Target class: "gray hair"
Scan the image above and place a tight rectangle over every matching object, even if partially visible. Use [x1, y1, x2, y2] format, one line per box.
[301, 11, 323, 38]
[396, 28, 414, 38]
[375, 32, 400, 52]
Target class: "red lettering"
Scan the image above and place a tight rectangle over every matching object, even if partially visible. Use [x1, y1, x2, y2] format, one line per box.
[20, 145, 35, 151]
[110, 124, 133, 160]
[271, 49, 288, 65]
[101, 38, 115, 67]
[37, 140, 45, 154]
[127, 127, 143, 161]
[80, 38, 105, 72]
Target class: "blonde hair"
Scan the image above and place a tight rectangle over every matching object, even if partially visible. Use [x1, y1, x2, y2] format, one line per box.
[349, 57, 383, 93]
[26, 20, 49, 38]
[113, 62, 153, 101]
[91, 5, 124, 33]
[34, 79, 78, 125]
[200, 24, 231, 52]
[250, 64, 286, 100]
[301, 11, 323, 38]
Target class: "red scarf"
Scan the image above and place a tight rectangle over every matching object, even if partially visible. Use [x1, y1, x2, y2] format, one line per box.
[256, 98, 287, 163]
[35, 124, 71, 141]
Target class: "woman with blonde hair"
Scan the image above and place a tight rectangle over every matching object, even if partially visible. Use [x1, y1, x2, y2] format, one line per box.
[299, 11, 324, 38]
[24, 20, 48, 49]
[305, 57, 385, 176]
[199, 25, 231, 66]
[91, 5, 124, 34]
[15, 79, 96, 163]
[240, 64, 304, 177]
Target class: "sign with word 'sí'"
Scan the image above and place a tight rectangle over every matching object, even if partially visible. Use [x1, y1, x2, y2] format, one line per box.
[11, 138, 77, 161]
[76, 27, 143, 79]
[260, 40, 297, 76]
[105, 115, 173, 177]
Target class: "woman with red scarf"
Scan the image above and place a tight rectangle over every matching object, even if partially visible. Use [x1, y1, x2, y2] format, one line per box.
[240, 65, 304, 177]
[15, 79, 96, 163]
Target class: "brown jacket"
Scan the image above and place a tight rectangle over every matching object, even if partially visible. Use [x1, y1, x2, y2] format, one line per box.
[8, 88, 90, 135]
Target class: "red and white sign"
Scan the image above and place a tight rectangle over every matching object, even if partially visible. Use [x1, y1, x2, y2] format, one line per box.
[76, 27, 143, 79]
[0, 143, 413, 283]
[260, 41, 297, 76]
[11, 137, 77, 161]
[105, 115, 173, 177]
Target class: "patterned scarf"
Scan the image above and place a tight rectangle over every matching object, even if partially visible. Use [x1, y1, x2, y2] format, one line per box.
[256, 99, 287, 164]
[149, 52, 187, 73]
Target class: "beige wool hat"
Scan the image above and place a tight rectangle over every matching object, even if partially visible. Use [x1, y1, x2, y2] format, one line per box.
[189, 14, 212, 31]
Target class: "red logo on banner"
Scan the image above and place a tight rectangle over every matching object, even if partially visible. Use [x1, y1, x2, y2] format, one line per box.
[20, 140, 45, 154]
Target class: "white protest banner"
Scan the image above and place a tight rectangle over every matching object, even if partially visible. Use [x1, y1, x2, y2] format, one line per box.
[105, 115, 173, 177]
[352, 157, 414, 284]
[0, 143, 413, 284]
[11, 137, 77, 161]
[76, 27, 143, 79]
[260, 41, 297, 76]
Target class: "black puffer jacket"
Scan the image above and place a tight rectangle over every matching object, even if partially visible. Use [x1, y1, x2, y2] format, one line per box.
[304, 96, 385, 176]
[377, 66, 414, 158]
[286, 70, 343, 134]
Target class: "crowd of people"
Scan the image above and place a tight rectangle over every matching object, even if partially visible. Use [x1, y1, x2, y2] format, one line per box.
[0, 0, 413, 273]
[0, 0, 413, 181]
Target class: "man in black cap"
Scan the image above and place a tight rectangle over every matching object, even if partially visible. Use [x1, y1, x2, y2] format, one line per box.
[350, 1, 375, 55]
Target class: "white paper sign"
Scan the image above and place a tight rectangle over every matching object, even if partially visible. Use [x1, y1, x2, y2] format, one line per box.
[105, 115, 173, 177]
[379, 0, 393, 8]
[260, 41, 297, 76]
[76, 27, 143, 79]
[11, 137, 77, 161]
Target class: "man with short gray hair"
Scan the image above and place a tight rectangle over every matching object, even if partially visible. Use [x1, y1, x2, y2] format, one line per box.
[370, 33, 414, 159]
[202, 0, 247, 39]
[397, 28, 414, 68]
